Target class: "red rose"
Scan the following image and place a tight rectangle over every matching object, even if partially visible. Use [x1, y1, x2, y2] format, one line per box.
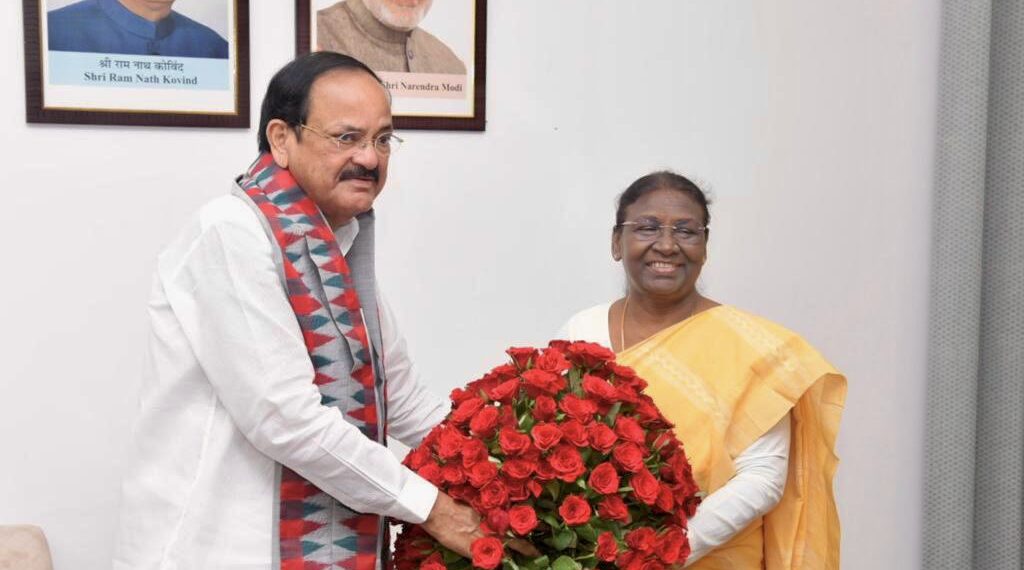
[446, 484, 475, 504]
[506, 346, 538, 370]
[449, 387, 474, 406]
[587, 462, 620, 495]
[508, 505, 539, 535]
[530, 423, 563, 451]
[596, 531, 619, 562]
[548, 444, 586, 482]
[535, 347, 571, 374]
[417, 462, 442, 485]
[467, 460, 498, 488]
[606, 362, 637, 381]
[451, 397, 485, 425]
[631, 467, 660, 505]
[587, 422, 618, 453]
[612, 442, 646, 473]
[420, 552, 446, 570]
[501, 457, 536, 480]
[597, 494, 631, 523]
[535, 459, 556, 481]
[635, 396, 669, 428]
[461, 439, 489, 467]
[469, 405, 500, 437]
[498, 427, 532, 456]
[559, 394, 598, 423]
[486, 378, 521, 403]
[559, 419, 589, 447]
[470, 536, 504, 570]
[404, 446, 431, 470]
[598, 491, 626, 521]
[528, 479, 543, 498]
[649, 430, 679, 455]
[614, 416, 646, 444]
[657, 527, 686, 564]
[506, 479, 530, 502]
[582, 374, 620, 402]
[565, 341, 615, 368]
[615, 385, 640, 405]
[656, 482, 676, 512]
[522, 369, 566, 396]
[440, 463, 466, 485]
[625, 526, 656, 553]
[532, 395, 557, 421]
[666, 452, 694, 484]
[498, 405, 518, 429]
[558, 494, 593, 526]
[436, 426, 466, 460]
[484, 509, 509, 535]
[478, 479, 510, 510]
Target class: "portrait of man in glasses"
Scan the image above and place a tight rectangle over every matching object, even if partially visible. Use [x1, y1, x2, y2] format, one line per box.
[316, 0, 466, 74]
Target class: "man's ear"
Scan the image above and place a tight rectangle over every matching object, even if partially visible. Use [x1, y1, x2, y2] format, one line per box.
[611, 230, 622, 261]
[265, 119, 294, 168]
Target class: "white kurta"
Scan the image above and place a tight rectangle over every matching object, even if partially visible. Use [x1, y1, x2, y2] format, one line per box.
[559, 303, 791, 566]
[113, 193, 449, 570]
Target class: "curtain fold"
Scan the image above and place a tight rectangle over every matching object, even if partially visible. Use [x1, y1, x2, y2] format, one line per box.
[923, 2, 1024, 569]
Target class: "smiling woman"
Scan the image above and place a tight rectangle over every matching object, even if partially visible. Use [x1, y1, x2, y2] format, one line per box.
[558, 171, 847, 569]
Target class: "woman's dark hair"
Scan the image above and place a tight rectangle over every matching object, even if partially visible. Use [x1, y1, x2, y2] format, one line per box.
[614, 171, 711, 229]
[257, 52, 383, 152]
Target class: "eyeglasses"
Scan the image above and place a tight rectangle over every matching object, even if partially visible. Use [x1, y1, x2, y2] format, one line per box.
[618, 220, 708, 245]
[298, 123, 403, 155]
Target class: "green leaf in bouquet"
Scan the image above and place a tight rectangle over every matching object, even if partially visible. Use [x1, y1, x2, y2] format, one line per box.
[546, 527, 577, 551]
[521, 555, 550, 570]
[539, 512, 561, 529]
[603, 403, 622, 426]
[551, 555, 582, 570]
[502, 557, 521, 570]
[546, 480, 563, 500]
[442, 548, 464, 564]
[575, 523, 598, 543]
[536, 498, 557, 511]
[580, 448, 593, 464]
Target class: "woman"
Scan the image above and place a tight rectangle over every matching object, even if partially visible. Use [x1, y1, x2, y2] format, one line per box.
[560, 172, 846, 569]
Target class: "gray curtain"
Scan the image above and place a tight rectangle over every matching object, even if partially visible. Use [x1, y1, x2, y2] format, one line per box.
[923, 2, 1024, 569]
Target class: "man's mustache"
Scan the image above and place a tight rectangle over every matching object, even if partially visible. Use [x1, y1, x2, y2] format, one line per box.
[340, 165, 379, 182]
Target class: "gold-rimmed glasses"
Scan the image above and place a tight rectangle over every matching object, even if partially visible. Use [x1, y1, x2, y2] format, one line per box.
[298, 123, 403, 155]
[618, 220, 708, 245]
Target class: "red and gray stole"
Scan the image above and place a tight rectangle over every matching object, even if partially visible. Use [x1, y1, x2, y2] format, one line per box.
[235, 153, 388, 570]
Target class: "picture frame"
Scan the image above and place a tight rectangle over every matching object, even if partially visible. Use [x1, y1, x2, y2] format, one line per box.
[23, 0, 250, 128]
[296, 0, 486, 131]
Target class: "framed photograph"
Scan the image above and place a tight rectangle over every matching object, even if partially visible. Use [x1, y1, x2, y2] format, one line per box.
[297, 0, 486, 131]
[23, 0, 250, 128]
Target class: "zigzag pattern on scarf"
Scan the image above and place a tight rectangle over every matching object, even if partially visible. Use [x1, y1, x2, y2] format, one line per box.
[238, 153, 384, 570]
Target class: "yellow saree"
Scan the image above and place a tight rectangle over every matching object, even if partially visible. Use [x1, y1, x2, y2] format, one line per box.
[618, 305, 846, 569]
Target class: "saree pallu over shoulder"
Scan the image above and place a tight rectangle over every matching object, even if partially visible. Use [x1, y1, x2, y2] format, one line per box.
[618, 305, 846, 569]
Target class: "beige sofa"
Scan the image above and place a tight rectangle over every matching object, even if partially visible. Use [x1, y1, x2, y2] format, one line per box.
[0, 526, 53, 570]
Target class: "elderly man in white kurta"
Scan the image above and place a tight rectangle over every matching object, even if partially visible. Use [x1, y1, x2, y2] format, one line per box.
[113, 52, 481, 569]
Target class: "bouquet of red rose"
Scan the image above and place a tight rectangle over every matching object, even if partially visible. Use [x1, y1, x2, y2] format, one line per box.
[392, 341, 701, 570]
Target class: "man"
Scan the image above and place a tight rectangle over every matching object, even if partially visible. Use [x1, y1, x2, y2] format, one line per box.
[318, 0, 466, 74]
[112, 52, 480, 569]
[48, 0, 228, 58]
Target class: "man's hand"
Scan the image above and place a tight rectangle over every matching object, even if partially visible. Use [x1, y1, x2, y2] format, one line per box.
[419, 492, 542, 559]
[420, 491, 483, 558]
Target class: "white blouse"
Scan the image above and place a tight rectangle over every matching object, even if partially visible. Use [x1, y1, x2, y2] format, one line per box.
[558, 303, 791, 565]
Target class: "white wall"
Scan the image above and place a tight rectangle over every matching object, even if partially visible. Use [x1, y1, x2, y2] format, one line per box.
[0, 2, 938, 568]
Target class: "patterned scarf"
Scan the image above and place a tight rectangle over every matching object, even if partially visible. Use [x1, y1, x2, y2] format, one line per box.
[236, 153, 387, 570]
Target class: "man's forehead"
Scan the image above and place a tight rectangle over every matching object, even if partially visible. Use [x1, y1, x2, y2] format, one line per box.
[306, 69, 392, 124]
